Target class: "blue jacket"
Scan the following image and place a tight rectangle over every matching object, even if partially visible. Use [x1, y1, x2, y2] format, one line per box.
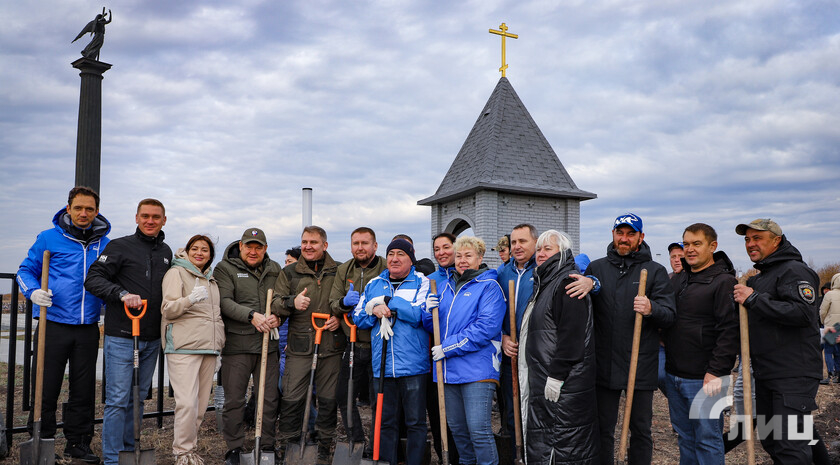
[353, 267, 430, 378]
[497, 256, 536, 335]
[423, 267, 505, 384]
[427, 265, 455, 292]
[17, 208, 111, 324]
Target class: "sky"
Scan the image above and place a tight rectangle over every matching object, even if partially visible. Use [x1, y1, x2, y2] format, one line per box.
[2, 0, 839, 293]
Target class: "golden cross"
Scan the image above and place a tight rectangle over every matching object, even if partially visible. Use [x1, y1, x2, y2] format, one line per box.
[489, 22, 518, 77]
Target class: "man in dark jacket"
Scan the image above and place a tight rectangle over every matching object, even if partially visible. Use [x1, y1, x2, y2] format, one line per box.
[663, 223, 738, 464]
[733, 219, 822, 463]
[273, 225, 344, 465]
[215, 228, 283, 464]
[583, 213, 675, 465]
[17, 186, 110, 463]
[328, 226, 386, 457]
[85, 198, 172, 465]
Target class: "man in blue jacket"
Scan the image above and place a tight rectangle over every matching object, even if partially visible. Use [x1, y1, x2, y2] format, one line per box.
[17, 186, 110, 464]
[496, 223, 537, 442]
[353, 238, 430, 465]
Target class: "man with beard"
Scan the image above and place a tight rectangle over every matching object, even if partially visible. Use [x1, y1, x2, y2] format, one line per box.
[569, 213, 675, 464]
[329, 227, 386, 457]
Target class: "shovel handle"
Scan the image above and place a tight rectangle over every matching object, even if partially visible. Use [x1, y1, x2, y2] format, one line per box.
[33, 250, 51, 423]
[311, 312, 331, 344]
[738, 276, 756, 465]
[344, 313, 357, 343]
[429, 281, 450, 463]
[508, 280, 525, 464]
[254, 289, 274, 439]
[618, 268, 647, 462]
[124, 300, 149, 337]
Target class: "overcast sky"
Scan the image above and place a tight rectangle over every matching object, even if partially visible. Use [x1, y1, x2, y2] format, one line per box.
[2, 0, 839, 293]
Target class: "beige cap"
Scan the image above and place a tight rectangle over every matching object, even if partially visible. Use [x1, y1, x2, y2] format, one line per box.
[735, 219, 782, 236]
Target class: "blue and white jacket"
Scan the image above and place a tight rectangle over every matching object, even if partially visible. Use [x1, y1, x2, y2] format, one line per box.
[427, 265, 455, 292]
[423, 266, 505, 384]
[498, 256, 536, 336]
[17, 208, 111, 324]
[354, 267, 430, 378]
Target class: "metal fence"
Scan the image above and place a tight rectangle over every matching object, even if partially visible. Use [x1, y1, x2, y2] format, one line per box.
[0, 272, 193, 449]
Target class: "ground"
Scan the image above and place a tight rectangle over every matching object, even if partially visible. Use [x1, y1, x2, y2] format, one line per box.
[1, 362, 839, 464]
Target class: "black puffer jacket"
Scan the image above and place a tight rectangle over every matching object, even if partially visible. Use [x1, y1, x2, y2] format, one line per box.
[588, 241, 675, 390]
[744, 236, 821, 380]
[664, 251, 739, 379]
[524, 250, 598, 464]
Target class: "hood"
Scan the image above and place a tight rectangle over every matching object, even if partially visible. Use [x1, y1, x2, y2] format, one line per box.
[52, 207, 111, 243]
[752, 235, 804, 271]
[682, 251, 735, 284]
[172, 248, 213, 279]
[606, 240, 653, 268]
[535, 249, 577, 285]
[831, 273, 840, 290]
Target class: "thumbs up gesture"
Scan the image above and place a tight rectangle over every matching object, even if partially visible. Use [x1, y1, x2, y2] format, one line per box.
[294, 287, 311, 311]
[342, 283, 360, 307]
[188, 277, 209, 304]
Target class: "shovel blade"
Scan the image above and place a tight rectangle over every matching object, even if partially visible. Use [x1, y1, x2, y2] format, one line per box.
[118, 448, 155, 465]
[333, 442, 363, 465]
[19, 437, 55, 465]
[240, 450, 275, 465]
[285, 441, 318, 465]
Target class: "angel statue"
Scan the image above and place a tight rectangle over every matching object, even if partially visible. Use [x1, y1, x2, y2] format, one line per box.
[72, 8, 112, 60]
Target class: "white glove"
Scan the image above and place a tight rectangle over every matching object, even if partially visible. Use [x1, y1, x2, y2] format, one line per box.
[426, 295, 439, 310]
[188, 278, 209, 304]
[377, 316, 394, 340]
[431, 345, 444, 361]
[365, 296, 386, 315]
[544, 377, 564, 402]
[31, 289, 53, 307]
[270, 327, 280, 340]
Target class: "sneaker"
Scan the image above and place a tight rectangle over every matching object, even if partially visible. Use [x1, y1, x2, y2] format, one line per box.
[64, 442, 101, 464]
[224, 447, 242, 465]
[316, 441, 332, 465]
[821, 375, 831, 385]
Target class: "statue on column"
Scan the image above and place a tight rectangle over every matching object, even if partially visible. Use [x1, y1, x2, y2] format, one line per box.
[72, 8, 112, 61]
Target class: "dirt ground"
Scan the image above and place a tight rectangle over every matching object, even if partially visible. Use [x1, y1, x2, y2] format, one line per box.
[2, 364, 839, 464]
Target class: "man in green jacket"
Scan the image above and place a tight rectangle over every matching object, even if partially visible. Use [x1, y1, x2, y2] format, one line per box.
[273, 225, 345, 464]
[329, 227, 386, 457]
[215, 228, 283, 465]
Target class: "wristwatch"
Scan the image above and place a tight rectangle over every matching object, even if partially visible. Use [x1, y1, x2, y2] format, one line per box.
[119, 290, 129, 300]
[248, 310, 256, 321]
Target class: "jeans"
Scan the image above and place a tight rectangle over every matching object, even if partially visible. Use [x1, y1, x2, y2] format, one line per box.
[102, 335, 160, 465]
[657, 345, 667, 395]
[376, 374, 427, 465]
[824, 343, 840, 374]
[445, 382, 498, 465]
[665, 373, 726, 465]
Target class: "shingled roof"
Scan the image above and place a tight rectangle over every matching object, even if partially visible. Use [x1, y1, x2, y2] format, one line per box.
[418, 77, 596, 205]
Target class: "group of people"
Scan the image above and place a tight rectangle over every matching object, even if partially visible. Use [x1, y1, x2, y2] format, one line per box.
[16, 186, 836, 465]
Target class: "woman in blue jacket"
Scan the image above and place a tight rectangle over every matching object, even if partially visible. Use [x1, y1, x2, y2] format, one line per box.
[424, 236, 505, 465]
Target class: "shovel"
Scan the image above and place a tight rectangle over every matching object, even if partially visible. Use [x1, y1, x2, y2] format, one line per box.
[428, 281, 450, 465]
[286, 312, 331, 465]
[20, 250, 55, 465]
[507, 281, 525, 465]
[118, 300, 155, 465]
[360, 318, 389, 465]
[737, 276, 756, 465]
[617, 268, 647, 464]
[333, 314, 363, 465]
[241, 288, 276, 465]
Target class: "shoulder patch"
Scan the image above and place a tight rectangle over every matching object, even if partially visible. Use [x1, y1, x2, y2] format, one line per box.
[98, 255, 107, 262]
[797, 282, 816, 304]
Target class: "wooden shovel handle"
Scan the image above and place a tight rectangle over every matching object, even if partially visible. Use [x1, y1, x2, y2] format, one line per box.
[619, 268, 647, 462]
[429, 280, 449, 464]
[33, 250, 50, 421]
[738, 276, 756, 465]
[254, 288, 274, 438]
[508, 281, 525, 462]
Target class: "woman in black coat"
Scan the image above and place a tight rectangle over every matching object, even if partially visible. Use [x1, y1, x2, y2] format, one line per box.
[520, 230, 598, 464]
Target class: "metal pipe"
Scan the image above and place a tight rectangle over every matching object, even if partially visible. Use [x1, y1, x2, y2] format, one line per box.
[302, 188, 313, 228]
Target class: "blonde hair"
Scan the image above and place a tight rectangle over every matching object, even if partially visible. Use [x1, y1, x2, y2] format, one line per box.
[454, 236, 486, 258]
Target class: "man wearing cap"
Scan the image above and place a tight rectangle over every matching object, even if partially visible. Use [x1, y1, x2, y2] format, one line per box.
[733, 219, 821, 463]
[273, 225, 343, 465]
[215, 228, 283, 464]
[493, 235, 511, 266]
[353, 238, 430, 465]
[328, 227, 386, 457]
[567, 213, 675, 464]
[668, 242, 684, 277]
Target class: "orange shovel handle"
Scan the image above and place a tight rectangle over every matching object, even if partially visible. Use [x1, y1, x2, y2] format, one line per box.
[311, 312, 331, 344]
[344, 313, 357, 343]
[124, 300, 148, 337]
